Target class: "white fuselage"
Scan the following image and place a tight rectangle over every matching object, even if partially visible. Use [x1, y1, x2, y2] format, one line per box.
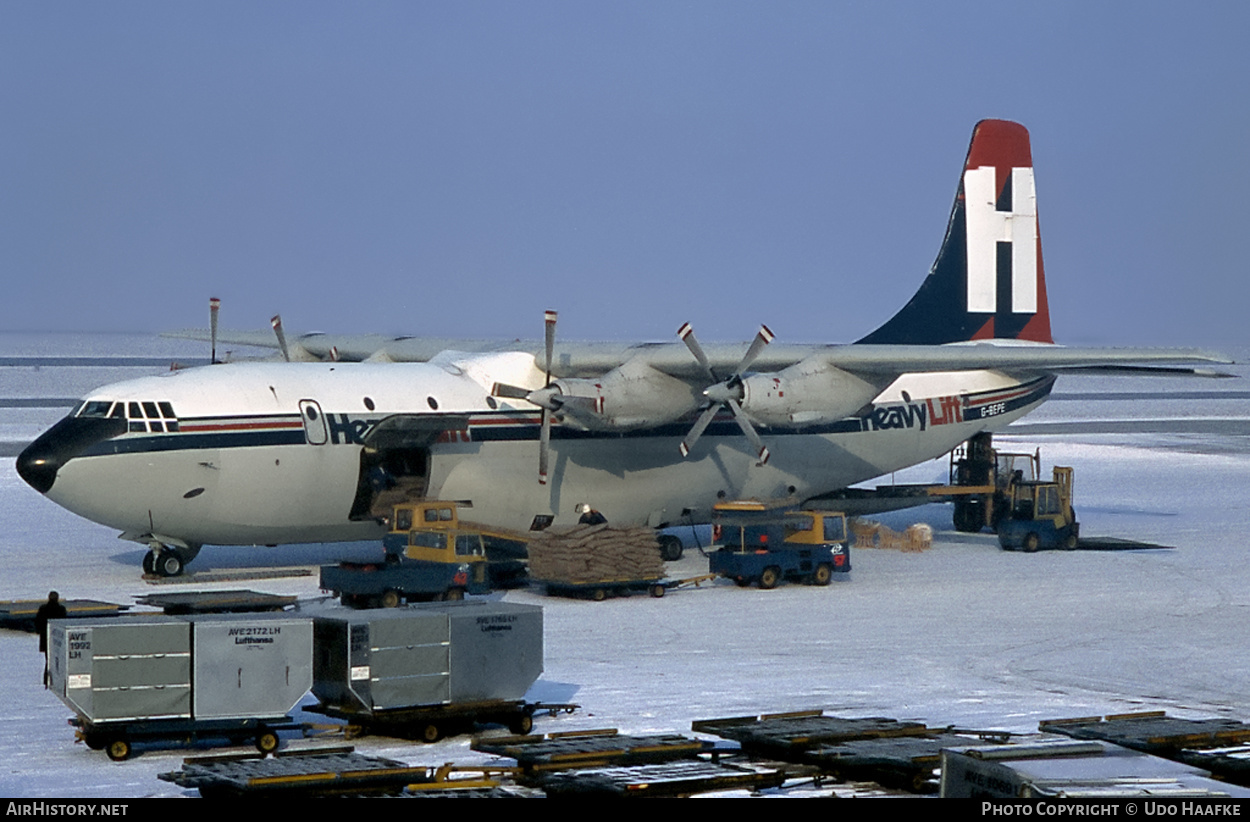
[33, 357, 1053, 547]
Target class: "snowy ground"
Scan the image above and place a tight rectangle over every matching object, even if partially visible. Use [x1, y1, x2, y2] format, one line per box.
[0, 334, 1245, 798]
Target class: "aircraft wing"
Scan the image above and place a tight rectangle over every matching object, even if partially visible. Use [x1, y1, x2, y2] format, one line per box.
[168, 327, 1232, 377]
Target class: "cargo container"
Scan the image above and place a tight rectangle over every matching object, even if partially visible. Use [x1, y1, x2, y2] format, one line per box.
[47, 612, 312, 759]
[312, 601, 543, 740]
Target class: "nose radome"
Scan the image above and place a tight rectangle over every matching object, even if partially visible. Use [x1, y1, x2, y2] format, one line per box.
[16, 440, 59, 494]
[16, 414, 129, 495]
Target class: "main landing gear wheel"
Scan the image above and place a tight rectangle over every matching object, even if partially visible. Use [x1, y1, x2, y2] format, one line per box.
[658, 535, 684, 561]
[155, 549, 184, 577]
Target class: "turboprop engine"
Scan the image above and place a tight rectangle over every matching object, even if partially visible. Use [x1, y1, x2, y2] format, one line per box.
[733, 357, 887, 427]
[529, 358, 702, 430]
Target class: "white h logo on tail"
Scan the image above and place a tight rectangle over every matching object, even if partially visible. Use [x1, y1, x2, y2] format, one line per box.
[964, 166, 1037, 314]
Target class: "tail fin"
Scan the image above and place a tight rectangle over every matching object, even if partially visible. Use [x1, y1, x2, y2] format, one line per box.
[857, 119, 1053, 345]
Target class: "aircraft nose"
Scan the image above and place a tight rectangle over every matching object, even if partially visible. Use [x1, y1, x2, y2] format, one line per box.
[16, 439, 60, 493]
[16, 415, 127, 494]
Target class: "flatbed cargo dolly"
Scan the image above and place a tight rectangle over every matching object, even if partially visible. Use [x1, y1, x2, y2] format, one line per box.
[535, 577, 666, 601]
[72, 714, 302, 761]
[309, 699, 576, 743]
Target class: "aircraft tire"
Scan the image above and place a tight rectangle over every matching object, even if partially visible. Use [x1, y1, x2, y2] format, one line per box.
[658, 535, 684, 561]
[156, 549, 184, 577]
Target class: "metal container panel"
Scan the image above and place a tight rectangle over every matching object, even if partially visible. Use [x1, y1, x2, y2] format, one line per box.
[312, 602, 542, 715]
[47, 616, 192, 723]
[187, 613, 314, 720]
[445, 602, 543, 703]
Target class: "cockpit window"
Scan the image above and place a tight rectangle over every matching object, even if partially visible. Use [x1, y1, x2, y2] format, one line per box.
[120, 400, 180, 433]
[78, 401, 114, 418]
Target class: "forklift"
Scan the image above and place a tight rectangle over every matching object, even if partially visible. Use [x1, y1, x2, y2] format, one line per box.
[943, 432, 1041, 533]
[996, 465, 1079, 552]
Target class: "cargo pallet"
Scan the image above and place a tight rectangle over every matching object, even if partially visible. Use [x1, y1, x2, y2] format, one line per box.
[1041, 711, 1250, 787]
[692, 709, 1012, 793]
[133, 590, 297, 615]
[159, 746, 437, 797]
[0, 599, 126, 631]
[536, 759, 788, 797]
[310, 700, 577, 743]
[473, 728, 711, 772]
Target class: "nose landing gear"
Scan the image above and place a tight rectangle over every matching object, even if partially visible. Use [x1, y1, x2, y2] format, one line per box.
[143, 543, 200, 577]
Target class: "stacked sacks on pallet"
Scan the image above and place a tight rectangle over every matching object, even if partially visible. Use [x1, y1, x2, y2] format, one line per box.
[528, 524, 666, 583]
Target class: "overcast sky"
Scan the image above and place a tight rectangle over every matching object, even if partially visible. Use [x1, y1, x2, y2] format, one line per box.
[2, 2, 1247, 347]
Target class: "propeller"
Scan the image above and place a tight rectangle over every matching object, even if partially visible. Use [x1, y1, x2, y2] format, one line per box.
[209, 297, 220, 364]
[271, 314, 291, 362]
[676, 323, 774, 465]
[538, 310, 557, 485]
[490, 310, 561, 484]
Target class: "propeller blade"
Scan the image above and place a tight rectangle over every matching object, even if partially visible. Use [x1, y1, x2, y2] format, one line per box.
[677, 322, 716, 382]
[727, 401, 770, 465]
[544, 309, 558, 383]
[209, 297, 220, 364]
[737, 324, 775, 374]
[679, 403, 720, 458]
[270, 315, 291, 362]
[538, 408, 551, 485]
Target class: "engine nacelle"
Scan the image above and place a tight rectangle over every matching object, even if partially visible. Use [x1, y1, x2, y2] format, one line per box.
[551, 359, 702, 430]
[739, 358, 886, 427]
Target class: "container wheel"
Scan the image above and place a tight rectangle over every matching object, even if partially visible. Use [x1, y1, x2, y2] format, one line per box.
[421, 722, 442, 743]
[759, 567, 781, 590]
[812, 564, 832, 586]
[509, 712, 534, 735]
[256, 731, 279, 755]
[650, 584, 665, 598]
[1023, 533, 1040, 553]
[591, 588, 607, 602]
[106, 738, 131, 762]
[380, 589, 401, 609]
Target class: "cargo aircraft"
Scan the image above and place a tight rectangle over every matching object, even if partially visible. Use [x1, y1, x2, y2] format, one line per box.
[17, 120, 1228, 575]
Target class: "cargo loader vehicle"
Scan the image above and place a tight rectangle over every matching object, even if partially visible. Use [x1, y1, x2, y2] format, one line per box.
[708, 502, 850, 589]
[320, 501, 528, 607]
